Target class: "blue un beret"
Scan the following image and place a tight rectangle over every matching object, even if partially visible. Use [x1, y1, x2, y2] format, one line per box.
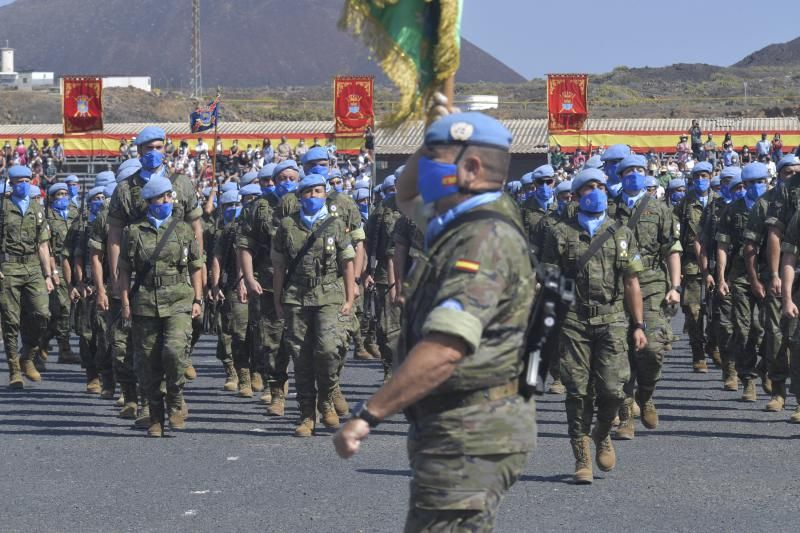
[354, 177, 370, 190]
[585, 154, 603, 169]
[571, 168, 607, 193]
[616, 154, 648, 176]
[29, 186, 41, 198]
[8, 165, 32, 180]
[298, 173, 327, 192]
[382, 175, 396, 188]
[506, 180, 522, 193]
[777, 154, 800, 174]
[239, 183, 263, 198]
[116, 159, 142, 182]
[710, 176, 721, 187]
[729, 174, 743, 189]
[719, 166, 742, 181]
[64, 175, 79, 184]
[668, 178, 686, 191]
[425, 112, 512, 151]
[742, 162, 768, 182]
[103, 182, 117, 198]
[220, 189, 240, 205]
[258, 163, 277, 180]
[136, 126, 166, 146]
[600, 144, 631, 162]
[302, 146, 329, 165]
[240, 171, 259, 186]
[88, 185, 106, 200]
[328, 168, 343, 180]
[520, 172, 534, 186]
[352, 189, 370, 202]
[95, 171, 116, 187]
[532, 164, 555, 180]
[645, 175, 659, 188]
[273, 159, 299, 179]
[692, 161, 713, 175]
[48, 183, 68, 196]
[141, 175, 173, 200]
[220, 181, 239, 193]
[555, 180, 572, 194]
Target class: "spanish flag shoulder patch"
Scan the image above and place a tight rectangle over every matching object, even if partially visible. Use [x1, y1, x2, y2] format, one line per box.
[453, 259, 480, 273]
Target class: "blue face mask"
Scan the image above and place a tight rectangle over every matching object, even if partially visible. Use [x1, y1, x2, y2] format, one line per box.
[577, 212, 606, 237]
[358, 203, 369, 219]
[300, 196, 325, 215]
[89, 198, 104, 215]
[309, 165, 329, 178]
[720, 183, 732, 202]
[604, 163, 620, 185]
[383, 191, 396, 200]
[747, 182, 767, 200]
[12, 182, 30, 199]
[557, 198, 569, 215]
[275, 180, 297, 198]
[732, 189, 747, 202]
[622, 190, 646, 209]
[262, 185, 276, 197]
[578, 188, 608, 214]
[140, 150, 164, 170]
[417, 156, 459, 205]
[533, 184, 553, 206]
[608, 182, 623, 198]
[621, 171, 646, 193]
[148, 201, 173, 221]
[52, 197, 70, 211]
[694, 178, 710, 193]
[333, 184, 343, 193]
[670, 191, 686, 205]
[223, 206, 242, 224]
[68, 184, 80, 198]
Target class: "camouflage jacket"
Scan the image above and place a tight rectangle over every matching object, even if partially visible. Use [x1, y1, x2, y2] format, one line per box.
[108, 170, 201, 229]
[391, 213, 425, 276]
[743, 186, 782, 280]
[520, 197, 554, 245]
[765, 174, 800, 236]
[45, 204, 78, 263]
[236, 195, 278, 289]
[272, 211, 355, 307]
[87, 205, 113, 286]
[543, 214, 644, 325]
[0, 197, 50, 275]
[278, 190, 365, 243]
[715, 197, 752, 281]
[673, 191, 715, 275]
[120, 218, 202, 317]
[213, 221, 240, 291]
[366, 195, 401, 285]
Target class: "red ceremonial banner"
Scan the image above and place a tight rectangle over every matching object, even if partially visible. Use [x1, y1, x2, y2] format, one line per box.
[334, 76, 374, 136]
[547, 74, 588, 132]
[62, 77, 103, 134]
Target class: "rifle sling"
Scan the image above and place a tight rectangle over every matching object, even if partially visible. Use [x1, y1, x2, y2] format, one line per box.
[575, 221, 623, 274]
[283, 216, 337, 290]
[129, 217, 180, 296]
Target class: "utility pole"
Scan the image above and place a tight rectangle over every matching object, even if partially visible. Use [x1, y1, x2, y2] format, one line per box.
[191, 0, 202, 98]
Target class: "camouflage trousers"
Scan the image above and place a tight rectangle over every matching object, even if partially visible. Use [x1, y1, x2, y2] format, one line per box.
[132, 313, 191, 417]
[249, 290, 288, 386]
[404, 447, 528, 533]
[91, 295, 113, 385]
[560, 313, 630, 439]
[786, 288, 800, 398]
[680, 273, 705, 362]
[108, 296, 136, 385]
[375, 283, 401, 374]
[44, 281, 71, 347]
[762, 292, 790, 382]
[0, 266, 50, 361]
[624, 288, 673, 397]
[730, 277, 764, 381]
[715, 289, 734, 365]
[284, 303, 347, 408]
[220, 288, 250, 370]
[74, 294, 96, 373]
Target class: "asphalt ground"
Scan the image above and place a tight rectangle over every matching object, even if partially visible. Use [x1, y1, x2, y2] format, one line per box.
[1, 314, 798, 533]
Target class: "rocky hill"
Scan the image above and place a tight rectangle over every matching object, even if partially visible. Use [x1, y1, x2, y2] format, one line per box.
[0, 0, 525, 86]
[734, 36, 800, 67]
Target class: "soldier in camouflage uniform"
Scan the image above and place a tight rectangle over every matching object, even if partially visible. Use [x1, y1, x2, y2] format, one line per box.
[673, 161, 717, 372]
[118, 176, 204, 438]
[520, 164, 556, 244]
[41, 182, 79, 365]
[335, 112, 536, 531]
[716, 163, 769, 403]
[1, 165, 54, 388]
[779, 207, 800, 422]
[543, 167, 647, 483]
[272, 173, 356, 437]
[698, 166, 741, 390]
[611, 154, 682, 441]
[239, 161, 295, 416]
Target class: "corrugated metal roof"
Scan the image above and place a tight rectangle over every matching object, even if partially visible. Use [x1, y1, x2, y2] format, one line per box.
[583, 117, 800, 132]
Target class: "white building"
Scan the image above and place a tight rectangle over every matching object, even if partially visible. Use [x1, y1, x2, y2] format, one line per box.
[16, 70, 55, 90]
[103, 76, 151, 92]
[0, 46, 17, 86]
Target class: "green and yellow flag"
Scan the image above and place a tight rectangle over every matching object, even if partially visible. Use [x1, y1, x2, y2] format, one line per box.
[339, 0, 463, 127]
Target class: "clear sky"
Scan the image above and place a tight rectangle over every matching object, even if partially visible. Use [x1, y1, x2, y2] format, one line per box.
[461, 0, 800, 79]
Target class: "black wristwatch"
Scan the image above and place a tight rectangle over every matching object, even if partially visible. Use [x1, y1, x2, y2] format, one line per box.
[192, 298, 203, 306]
[670, 285, 683, 294]
[633, 322, 647, 332]
[351, 400, 381, 428]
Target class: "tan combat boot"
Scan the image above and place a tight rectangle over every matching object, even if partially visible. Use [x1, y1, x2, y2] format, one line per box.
[260, 387, 272, 405]
[134, 397, 151, 428]
[57, 339, 80, 364]
[710, 348, 722, 368]
[319, 397, 340, 428]
[119, 384, 138, 419]
[591, 423, 617, 472]
[223, 361, 238, 392]
[294, 402, 316, 437]
[7, 358, 23, 389]
[237, 367, 253, 398]
[741, 379, 757, 402]
[723, 361, 739, 391]
[638, 390, 658, 429]
[632, 400, 641, 418]
[613, 398, 635, 440]
[85, 368, 101, 393]
[331, 384, 349, 416]
[168, 409, 186, 430]
[765, 381, 786, 412]
[184, 363, 197, 381]
[147, 401, 164, 437]
[251, 371, 264, 392]
[266, 385, 285, 416]
[570, 436, 593, 484]
[100, 373, 115, 400]
[790, 404, 800, 424]
[693, 359, 708, 373]
[365, 341, 381, 359]
[548, 379, 566, 395]
[22, 359, 41, 382]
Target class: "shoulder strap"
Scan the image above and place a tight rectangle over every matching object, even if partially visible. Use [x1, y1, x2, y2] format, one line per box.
[283, 216, 338, 289]
[627, 194, 650, 229]
[575, 221, 623, 274]
[129, 217, 180, 296]
[427, 208, 527, 254]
